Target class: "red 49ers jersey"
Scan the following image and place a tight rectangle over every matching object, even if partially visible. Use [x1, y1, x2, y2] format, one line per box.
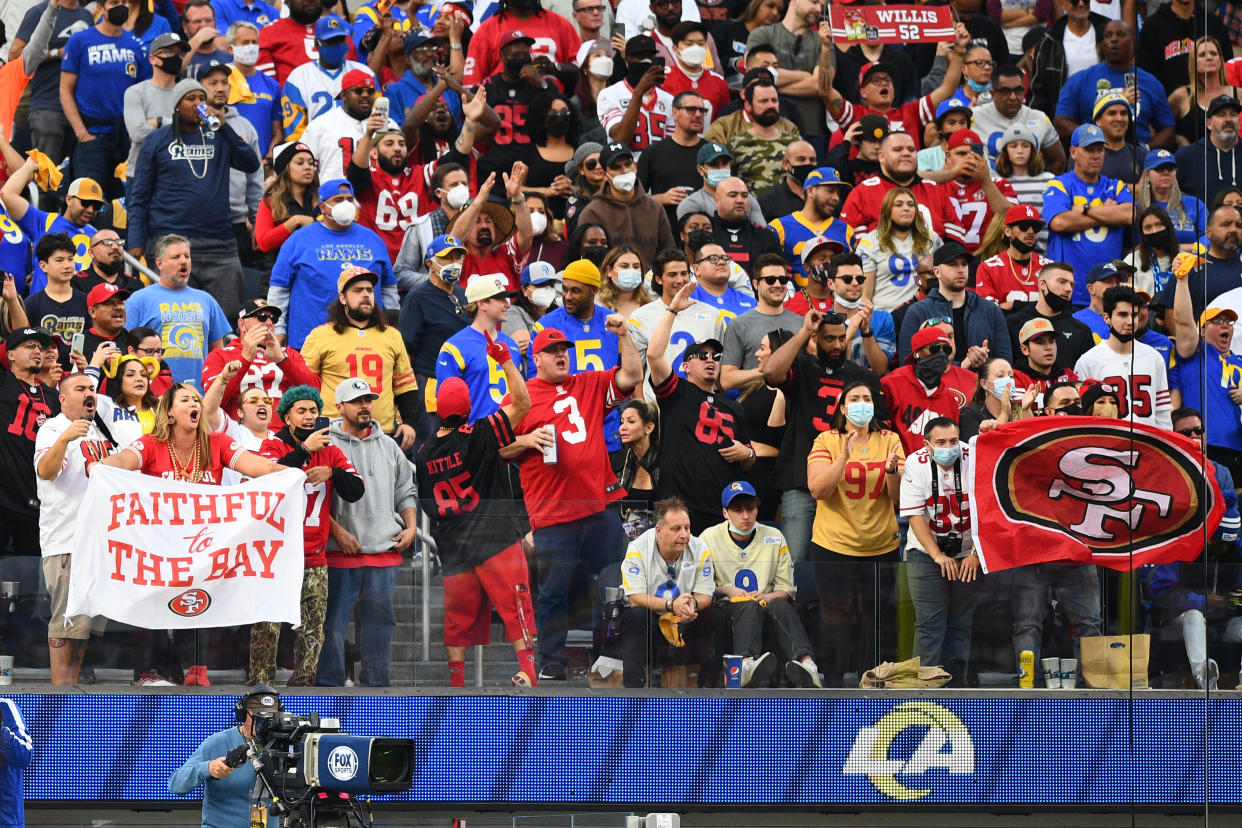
[597, 81, 674, 158]
[944, 177, 1017, 254]
[357, 160, 439, 262]
[840, 174, 965, 244]
[976, 250, 1043, 306]
[511, 369, 625, 530]
[259, 437, 359, 566]
[880, 363, 975, 455]
[461, 10, 581, 87]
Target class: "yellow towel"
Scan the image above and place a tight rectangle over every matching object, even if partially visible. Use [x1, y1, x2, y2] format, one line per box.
[658, 613, 686, 647]
[228, 66, 257, 105]
[24, 149, 62, 192]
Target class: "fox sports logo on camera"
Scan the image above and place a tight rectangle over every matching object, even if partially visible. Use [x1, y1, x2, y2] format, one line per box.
[327, 746, 360, 781]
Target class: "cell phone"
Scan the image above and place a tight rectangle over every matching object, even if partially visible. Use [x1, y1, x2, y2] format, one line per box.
[613, 22, 626, 38]
[969, 144, 985, 157]
[651, 56, 665, 68]
[70, 333, 85, 354]
[314, 416, 330, 432]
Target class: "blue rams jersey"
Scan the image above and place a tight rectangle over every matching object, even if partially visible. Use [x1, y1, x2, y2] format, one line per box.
[436, 326, 524, 424]
[1043, 173, 1133, 306]
[0, 205, 31, 293]
[1155, 194, 1208, 246]
[767, 212, 853, 287]
[690, 285, 757, 327]
[352, 2, 412, 57]
[61, 27, 151, 126]
[1169, 342, 1242, 453]
[533, 304, 622, 450]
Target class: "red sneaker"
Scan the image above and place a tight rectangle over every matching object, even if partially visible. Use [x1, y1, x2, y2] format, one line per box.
[183, 665, 211, 686]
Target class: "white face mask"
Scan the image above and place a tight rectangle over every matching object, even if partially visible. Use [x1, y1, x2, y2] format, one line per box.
[330, 199, 357, 226]
[679, 45, 707, 67]
[438, 262, 462, 284]
[528, 210, 548, 236]
[589, 55, 614, 79]
[614, 268, 642, 291]
[442, 183, 469, 210]
[232, 43, 260, 66]
[611, 171, 637, 193]
[530, 285, 557, 308]
[833, 294, 861, 309]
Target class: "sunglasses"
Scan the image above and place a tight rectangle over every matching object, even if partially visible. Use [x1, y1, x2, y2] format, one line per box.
[923, 316, 952, 327]
[1013, 222, 1042, 233]
[994, 85, 1025, 97]
[582, 158, 600, 170]
[91, 238, 123, 248]
[678, 105, 708, 114]
[835, 273, 866, 284]
[924, 343, 952, 355]
[242, 396, 273, 406]
[759, 275, 791, 285]
[687, 351, 722, 361]
[1176, 426, 1206, 437]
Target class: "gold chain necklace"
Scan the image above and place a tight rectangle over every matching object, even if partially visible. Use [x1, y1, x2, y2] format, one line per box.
[167, 440, 203, 483]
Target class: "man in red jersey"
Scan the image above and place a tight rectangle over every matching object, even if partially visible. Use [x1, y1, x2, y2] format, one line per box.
[462, 0, 580, 87]
[200, 299, 320, 429]
[839, 130, 965, 243]
[447, 167, 533, 293]
[504, 320, 643, 680]
[253, 384, 364, 686]
[940, 130, 1017, 255]
[880, 325, 975, 455]
[257, 0, 358, 84]
[976, 205, 1045, 310]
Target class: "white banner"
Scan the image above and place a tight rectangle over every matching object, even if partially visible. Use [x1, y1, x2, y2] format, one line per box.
[66, 466, 307, 629]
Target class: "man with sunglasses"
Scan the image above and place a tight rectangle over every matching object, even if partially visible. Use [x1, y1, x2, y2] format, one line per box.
[73, 231, 143, 295]
[720, 253, 802, 391]
[970, 64, 1066, 174]
[201, 299, 319, 429]
[650, 283, 756, 533]
[1170, 270, 1242, 485]
[301, 69, 386, 183]
[828, 253, 894, 375]
[976, 204, 1045, 311]
[0, 169, 101, 296]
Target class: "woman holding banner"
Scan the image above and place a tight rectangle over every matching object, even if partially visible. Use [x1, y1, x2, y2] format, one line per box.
[805, 380, 905, 687]
[95, 383, 292, 686]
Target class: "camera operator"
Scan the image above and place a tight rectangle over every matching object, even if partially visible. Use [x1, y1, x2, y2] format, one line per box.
[169, 686, 282, 827]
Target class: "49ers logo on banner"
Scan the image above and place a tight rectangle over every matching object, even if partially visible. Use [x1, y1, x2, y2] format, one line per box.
[970, 418, 1223, 573]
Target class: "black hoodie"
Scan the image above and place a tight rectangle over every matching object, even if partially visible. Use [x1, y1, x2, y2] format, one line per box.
[1136, 2, 1234, 96]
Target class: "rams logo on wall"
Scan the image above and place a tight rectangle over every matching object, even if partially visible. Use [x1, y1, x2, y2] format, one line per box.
[842, 701, 975, 800]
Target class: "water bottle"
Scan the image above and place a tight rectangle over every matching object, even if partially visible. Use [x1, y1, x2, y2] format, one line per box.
[196, 104, 222, 132]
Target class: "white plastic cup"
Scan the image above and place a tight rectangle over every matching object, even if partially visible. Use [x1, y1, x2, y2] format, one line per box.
[1042, 657, 1061, 688]
[1060, 658, 1078, 689]
[0, 655, 12, 685]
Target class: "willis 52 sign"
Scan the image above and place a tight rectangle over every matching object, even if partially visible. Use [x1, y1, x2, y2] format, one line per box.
[827, 5, 956, 47]
[969, 418, 1223, 572]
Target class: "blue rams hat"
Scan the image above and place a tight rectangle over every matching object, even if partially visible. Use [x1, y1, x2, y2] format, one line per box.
[427, 234, 466, 259]
[317, 178, 354, 201]
[404, 28, 440, 53]
[1085, 261, 1121, 283]
[803, 166, 850, 190]
[935, 96, 973, 125]
[521, 261, 558, 286]
[314, 15, 349, 41]
[1144, 149, 1177, 170]
[721, 480, 757, 507]
[1071, 124, 1106, 147]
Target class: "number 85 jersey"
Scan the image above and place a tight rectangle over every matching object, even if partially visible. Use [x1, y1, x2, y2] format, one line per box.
[512, 369, 627, 530]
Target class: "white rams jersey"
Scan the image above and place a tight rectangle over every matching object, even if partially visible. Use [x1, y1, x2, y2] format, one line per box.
[621, 529, 714, 600]
[699, 521, 796, 596]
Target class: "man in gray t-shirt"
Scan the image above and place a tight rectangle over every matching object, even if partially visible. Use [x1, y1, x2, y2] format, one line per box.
[123, 33, 188, 183]
[720, 254, 803, 390]
[746, 0, 827, 145]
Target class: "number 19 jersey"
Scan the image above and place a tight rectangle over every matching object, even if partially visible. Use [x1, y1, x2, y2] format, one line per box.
[512, 368, 625, 530]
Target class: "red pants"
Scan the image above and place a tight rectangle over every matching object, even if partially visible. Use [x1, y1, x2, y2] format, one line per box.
[442, 541, 535, 647]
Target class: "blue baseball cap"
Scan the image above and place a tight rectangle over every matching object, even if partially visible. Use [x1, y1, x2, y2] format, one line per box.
[721, 480, 757, 507]
[1085, 261, 1121, 283]
[317, 178, 354, 201]
[404, 28, 440, 53]
[803, 166, 850, 190]
[935, 96, 973, 125]
[314, 15, 349, 41]
[427, 234, 466, 259]
[1144, 148, 1177, 171]
[1071, 124, 1106, 147]
[521, 261, 558, 286]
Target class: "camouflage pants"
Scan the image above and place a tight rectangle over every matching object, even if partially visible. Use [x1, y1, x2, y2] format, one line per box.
[249, 565, 328, 685]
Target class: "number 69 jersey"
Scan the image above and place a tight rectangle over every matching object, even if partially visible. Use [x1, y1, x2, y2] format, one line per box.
[511, 368, 627, 530]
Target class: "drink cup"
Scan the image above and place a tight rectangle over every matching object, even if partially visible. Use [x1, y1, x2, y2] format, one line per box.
[1042, 657, 1061, 688]
[722, 654, 743, 688]
[1060, 658, 1078, 689]
[0, 655, 13, 685]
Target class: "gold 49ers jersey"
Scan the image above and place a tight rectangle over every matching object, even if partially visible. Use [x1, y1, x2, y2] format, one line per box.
[300, 321, 417, 432]
[699, 521, 796, 597]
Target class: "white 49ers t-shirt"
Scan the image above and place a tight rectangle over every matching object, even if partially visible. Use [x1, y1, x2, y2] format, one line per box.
[1073, 341, 1173, 430]
[597, 81, 674, 159]
[34, 415, 114, 557]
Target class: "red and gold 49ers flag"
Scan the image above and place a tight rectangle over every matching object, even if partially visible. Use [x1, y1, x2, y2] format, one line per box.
[969, 418, 1224, 573]
[828, 5, 956, 47]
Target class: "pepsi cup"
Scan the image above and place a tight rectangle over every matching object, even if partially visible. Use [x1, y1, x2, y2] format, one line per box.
[722, 654, 743, 688]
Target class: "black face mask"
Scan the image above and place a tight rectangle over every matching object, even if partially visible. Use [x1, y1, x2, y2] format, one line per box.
[915, 350, 950, 387]
[291, 423, 316, 443]
[687, 229, 713, 250]
[807, 264, 830, 285]
[1108, 326, 1134, 343]
[582, 245, 608, 266]
[106, 4, 129, 25]
[546, 111, 572, 137]
[890, 220, 914, 232]
[1043, 289, 1071, 314]
[1054, 403, 1083, 416]
[626, 61, 652, 87]
[504, 55, 532, 76]
[754, 109, 780, 127]
[790, 163, 817, 184]
[289, 2, 320, 23]
[1142, 231, 1167, 249]
[1011, 237, 1036, 255]
[158, 55, 184, 76]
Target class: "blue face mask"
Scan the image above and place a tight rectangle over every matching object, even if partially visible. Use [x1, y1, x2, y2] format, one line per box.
[319, 41, 349, 69]
[932, 444, 962, 466]
[704, 169, 729, 187]
[991, 377, 1011, 399]
[966, 78, 991, 94]
[845, 401, 874, 427]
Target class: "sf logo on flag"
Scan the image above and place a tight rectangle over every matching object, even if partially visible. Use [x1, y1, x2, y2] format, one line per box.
[1048, 446, 1173, 540]
[843, 702, 974, 800]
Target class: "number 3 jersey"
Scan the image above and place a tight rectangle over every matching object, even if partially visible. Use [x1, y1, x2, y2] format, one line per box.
[899, 445, 973, 557]
[416, 410, 527, 576]
[512, 368, 626, 530]
[1072, 340, 1172, 429]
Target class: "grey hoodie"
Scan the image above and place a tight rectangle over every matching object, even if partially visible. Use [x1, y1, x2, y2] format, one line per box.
[327, 419, 418, 557]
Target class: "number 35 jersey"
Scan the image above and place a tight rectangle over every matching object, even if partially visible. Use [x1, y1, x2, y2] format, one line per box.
[512, 369, 626, 530]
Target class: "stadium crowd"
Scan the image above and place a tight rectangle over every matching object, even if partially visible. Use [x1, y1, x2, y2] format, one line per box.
[0, 0, 1239, 692]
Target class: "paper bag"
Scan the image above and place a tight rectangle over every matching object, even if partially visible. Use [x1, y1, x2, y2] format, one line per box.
[1080, 634, 1150, 689]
